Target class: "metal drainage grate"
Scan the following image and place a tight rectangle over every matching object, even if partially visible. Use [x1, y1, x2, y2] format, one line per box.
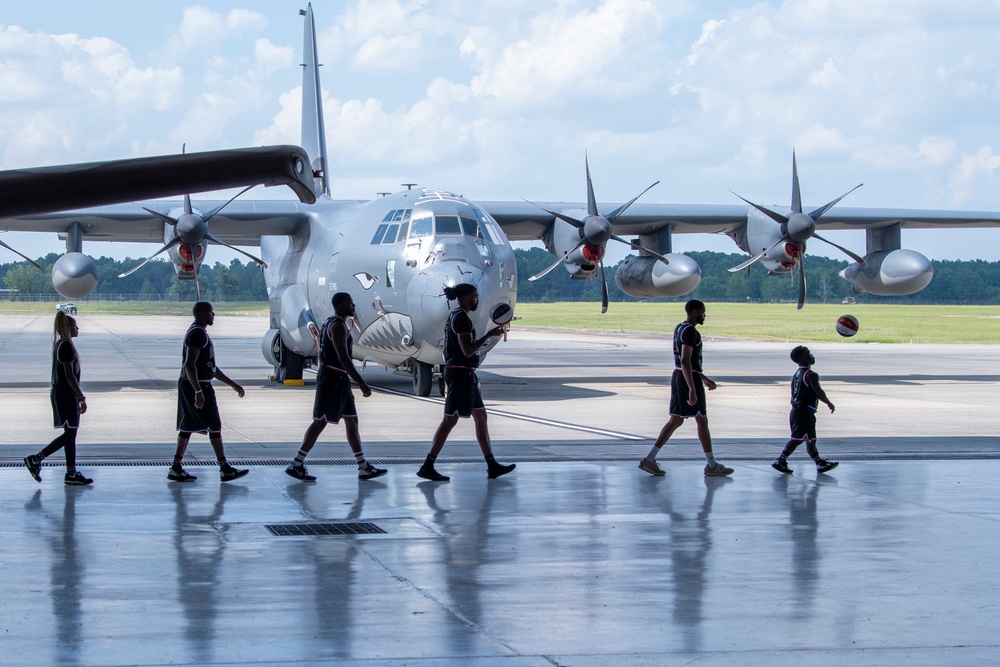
[265, 522, 386, 537]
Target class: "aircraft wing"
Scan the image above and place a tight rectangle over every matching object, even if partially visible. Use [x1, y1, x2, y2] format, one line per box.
[0, 199, 315, 245]
[482, 200, 1000, 240]
[0, 145, 315, 219]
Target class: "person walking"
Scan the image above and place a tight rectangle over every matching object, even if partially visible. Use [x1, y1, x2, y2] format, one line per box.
[771, 345, 839, 475]
[638, 299, 733, 477]
[168, 301, 249, 483]
[417, 284, 515, 482]
[285, 292, 387, 482]
[23, 311, 93, 485]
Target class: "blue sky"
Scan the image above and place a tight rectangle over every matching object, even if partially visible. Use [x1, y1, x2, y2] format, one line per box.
[1, 0, 999, 266]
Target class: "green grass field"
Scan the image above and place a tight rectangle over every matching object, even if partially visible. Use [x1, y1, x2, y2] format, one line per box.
[2, 300, 997, 344]
[514, 302, 1000, 344]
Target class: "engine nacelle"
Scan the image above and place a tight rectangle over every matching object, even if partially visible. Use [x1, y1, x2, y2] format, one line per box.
[51, 252, 98, 299]
[839, 249, 933, 296]
[275, 283, 319, 357]
[614, 253, 701, 298]
[167, 241, 207, 280]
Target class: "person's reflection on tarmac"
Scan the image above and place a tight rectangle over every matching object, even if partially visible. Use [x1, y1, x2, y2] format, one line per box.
[640, 474, 731, 653]
[26, 485, 92, 666]
[171, 482, 246, 664]
[771, 475, 827, 619]
[283, 478, 386, 659]
[418, 478, 519, 657]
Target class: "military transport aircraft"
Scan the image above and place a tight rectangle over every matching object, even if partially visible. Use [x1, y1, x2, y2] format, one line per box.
[1, 4, 999, 396]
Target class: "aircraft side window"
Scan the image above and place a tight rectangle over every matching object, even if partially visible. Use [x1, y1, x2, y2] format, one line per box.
[396, 221, 409, 242]
[410, 216, 433, 238]
[392, 209, 405, 222]
[382, 224, 399, 243]
[436, 215, 462, 235]
[382, 210, 397, 222]
[402, 209, 412, 221]
[483, 221, 506, 246]
[476, 240, 492, 257]
[371, 224, 389, 244]
[460, 217, 480, 237]
[386, 260, 395, 287]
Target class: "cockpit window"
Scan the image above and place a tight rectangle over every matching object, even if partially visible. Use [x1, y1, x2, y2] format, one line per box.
[410, 215, 433, 238]
[461, 217, 480, 237]
[435, 215, 462, 235]
[383, 224, 399, 244]
[370, 224, 389, 244]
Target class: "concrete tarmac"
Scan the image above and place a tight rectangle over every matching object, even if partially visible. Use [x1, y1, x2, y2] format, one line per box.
[1, 313, 998, 665]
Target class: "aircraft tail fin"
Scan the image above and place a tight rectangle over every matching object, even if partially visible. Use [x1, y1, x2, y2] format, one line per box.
[300, 3, 329, 197]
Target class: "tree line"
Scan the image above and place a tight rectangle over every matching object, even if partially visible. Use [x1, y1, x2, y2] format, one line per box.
[3, 248, 999, 304]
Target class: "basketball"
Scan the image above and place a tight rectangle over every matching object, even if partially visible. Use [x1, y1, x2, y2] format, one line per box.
[835, 314, 859, 337]
[491, 303, 514, 325]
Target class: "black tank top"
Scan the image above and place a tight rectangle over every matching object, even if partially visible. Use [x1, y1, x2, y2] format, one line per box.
[444, 309, 478, 369]
[51, 339, 80, 387]
[319, 315, 352, 372]
[790, 367, 819, 410]
[672, 321, 702, 373]
[180, 323, 216, 381]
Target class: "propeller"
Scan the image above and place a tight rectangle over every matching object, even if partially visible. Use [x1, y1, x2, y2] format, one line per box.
[119, 187, 266, 300]
[524, 155, 668, 313]
[728, 151, 865, 309]
[0, 238, 43, 271]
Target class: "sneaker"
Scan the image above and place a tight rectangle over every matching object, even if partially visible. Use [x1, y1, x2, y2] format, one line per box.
[815, 459, 839, 474]
[704, 462, 734, 477]
[638, 458, 665, 476]
[771, 459, 793, 475]
[64, 470, 93, 486]
[358, 464, 387, 481]
[168, 465, 198, 482]
[220, 465, 249, 483]
[487, 462, 516, 479]
[24, 454, 42, 483]
[285, 464, 316, 482]
[417, 465, 450, 482]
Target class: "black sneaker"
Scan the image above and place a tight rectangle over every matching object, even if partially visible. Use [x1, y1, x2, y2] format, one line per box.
[771, 459, 793, 475]
[417, 465, 450, 482]
[24, 454, 42, 483]
[285, 464, 316, 482]
[815, 459, 839, 474]
[487, 462, 516, 479]
[64, 470, 93, 486]
[358, 464, 387, 481]
[220, 465, 249, 482]
[168, 465, 197, 482]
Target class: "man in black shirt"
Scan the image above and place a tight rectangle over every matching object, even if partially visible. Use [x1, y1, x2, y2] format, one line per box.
[772, 346, 839, 474]
[169, 301, 249, 483]
[417, 284, 515, 481]
[638, 299, 733, 477]
[285, 292, 386, 482]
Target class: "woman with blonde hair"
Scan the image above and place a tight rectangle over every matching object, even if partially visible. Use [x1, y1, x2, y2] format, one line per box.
[23, 310, 92, 485]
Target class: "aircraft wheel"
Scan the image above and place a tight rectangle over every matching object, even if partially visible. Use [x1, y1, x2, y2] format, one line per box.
[413, 360, 433, 397]
[281, 344, 304, 382]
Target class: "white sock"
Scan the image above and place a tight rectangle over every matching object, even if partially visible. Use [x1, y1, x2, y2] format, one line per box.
[705, 452, 717, 467]
[645, 446, 661, 462]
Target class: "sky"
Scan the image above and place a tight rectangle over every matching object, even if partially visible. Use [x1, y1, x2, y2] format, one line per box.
[1, 0, 999, 269]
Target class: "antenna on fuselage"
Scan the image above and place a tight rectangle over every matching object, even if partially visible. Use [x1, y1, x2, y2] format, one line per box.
[402, 183, 417, 190]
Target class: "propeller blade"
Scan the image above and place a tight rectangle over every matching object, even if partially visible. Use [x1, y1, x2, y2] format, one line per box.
[205, 233, 268, 268]
[521, 198, 585, 229]
[791, 151, 802, 214]
[585, 153, 598, 217]
[807, 183, 863, 220]
[606, 181, 660, 223]
[813, 233, 866, 265]
[609, 234, 670, 264]
[140, 206, 177, 226]
[117, 239, 181, 278]
[184, 194, 193, 215]
[728, 237, 785, 273]
[191, 245, 202, 300]
[203, 185, 255, 222]
[0, 239, 44, 270]
[796, 253, 807, 310]
[600, 260, 609, 314]
[527, 239, 588, 282]
[730, 191, 789, 226]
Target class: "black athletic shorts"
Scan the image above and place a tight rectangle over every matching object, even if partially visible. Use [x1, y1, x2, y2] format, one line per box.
[312, 370, 357, 423]
[176, 380, 222, 434]
[51, 386, 80, 429]
[668, 369, 706, 418]
[789, 408, 817, 442]
[443, 367, 484, 418]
